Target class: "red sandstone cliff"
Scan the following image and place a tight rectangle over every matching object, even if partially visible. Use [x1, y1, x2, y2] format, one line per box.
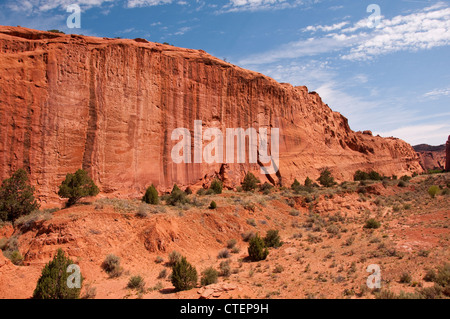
[413, 144, 446, 171]
[446, 136, 450, 171]
[0, 26, 423, 205]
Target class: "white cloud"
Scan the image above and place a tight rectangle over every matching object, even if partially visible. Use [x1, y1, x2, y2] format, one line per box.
[127, 0, 172, 8]
[6, 0, 117, 13]
[376, 123, 450, 146]
[238, 3, 450, 64]
[303, 21, 349, 33]
[423, 87, 450, 99]
[220, 0, 316, 13]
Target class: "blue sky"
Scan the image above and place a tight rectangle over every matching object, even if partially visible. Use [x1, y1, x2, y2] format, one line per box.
[1, 0, 449, 145]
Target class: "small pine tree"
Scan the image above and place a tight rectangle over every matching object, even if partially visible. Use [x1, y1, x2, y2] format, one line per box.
[33, 249, 83, 299]
[291, 179, 301, 191]
[209, 179, 223, 194]
[167, 184, 189, 206]
[209, 201, 217, 209]
[248, 234, 269, 261]
[0, 168, 40, 225]
[304, 177, 313, 188]
[171, 256, 198, 291]
[241, 172, 260, 192]
[58, 169, 99, 206]
[264, 229, 282, 248]
[317, 168, 336, 187]
[143, 184, 159, 205]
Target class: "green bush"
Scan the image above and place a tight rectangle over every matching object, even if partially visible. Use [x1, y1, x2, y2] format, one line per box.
[428, 185, 440, 198]
[400, 175, 411, 182]
[398, 180, 407, 187]
[168, 250, 182, 266]
[167, 184, 189, 206]
[184, 187, 193, 195]
[33, 249, 83, 299]
[364, 218, 381, 229]
[201, 267, 218, 286]
[171, 256, 198, 291]
[209, 179, 223, 194]
[354, 170, 370, 181]
[127, 275, 145, 290]
[368, 170, 383, 181]
[264, 229, 282, 248]
[248, 234, 269, 261]
[291, 179, 301, 192]
[317, 169, 336, 187]
[142, 185, 159, 205]
[8, 250, 24, 266]
[304, 177, 313, 188]
[241, 172, 260, 192]
[0, 169, 40, 225]
[259, 182, 273, 194]
[58, 169, 99, 206]
[209, 201, 217, 209]
[101, 254, 123, 277]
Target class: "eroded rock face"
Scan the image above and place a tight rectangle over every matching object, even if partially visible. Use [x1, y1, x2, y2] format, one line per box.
[446, 136, 450, 171]
[0, 26, 423, 205]
[413, 144, 446, 171]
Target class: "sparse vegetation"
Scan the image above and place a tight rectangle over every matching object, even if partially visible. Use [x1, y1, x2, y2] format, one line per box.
[364, 218, 381, 229]
[264, 229, 282, 248]
[428, 185, 440, 198]
[317, 168, 336, 187]
[201, 267, 218, 286]
[102, 254, 123, 278]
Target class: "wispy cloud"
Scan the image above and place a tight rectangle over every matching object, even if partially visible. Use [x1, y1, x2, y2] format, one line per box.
[127, 0, 172, 8]
[376, 123, 450, 146]
[423, 87, 450, 99]
[218, 0, 318, 13]
[238, 2, 450, 64]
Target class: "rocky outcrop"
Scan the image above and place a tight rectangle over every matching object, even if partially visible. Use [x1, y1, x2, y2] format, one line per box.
[0, 26, 423, 205]
[413, 144, 446, 171]
[446, 136, 450, 171]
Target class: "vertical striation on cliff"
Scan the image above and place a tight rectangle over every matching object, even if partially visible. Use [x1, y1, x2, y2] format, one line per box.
[0, 26, 423, 204]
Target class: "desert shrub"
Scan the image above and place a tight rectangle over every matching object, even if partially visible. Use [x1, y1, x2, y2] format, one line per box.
[259, 182, 273, 194]
[168, 250, 182, 266]
[442, 188, 450, 195]
[58, 169, 99, 206]
[196, 188, 207, 196]
[291, 179, 301, 192]
[364, 218, 381, 229]
[434, 263, 450, 289]
[248, 234, 269, 261]
[354, 170, 369, 181]
[8, 250, 24, 265]
[400, 175, 411, 182]
[428, 185, 440, 198]
[424, 269, 437, 282]
[246, 218, 257, 226]
[15, 209, 52, 232]
[219, 260, 231, 277]
[264, 229, 282, 248]
[304, 177, 313, 188]
[33, 249, 83, 299]
[171, 256, 198, 291]
[241, 231, 255, 242]
[167, 184, 189, 206]
[209, 179, 223, 194]
[368, 171, 383, 181]
[400, 272, 412, 284]
[397, 180, 407, 187]
[101, 254, 123, 277]
[227, 239, 237, 249]
[157, 269, 167, 279]
[241, 172, 260, 192]
[201, 267, 218, 286]
[142, 185, 159, 205]
[0, 169, 40, 225]
[217, 249, 230, 259]
[317, 168, 336, 187]
[127, 275, 145, 290]
[184, 187, 193, 195]
[209, 201, 217, 209]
